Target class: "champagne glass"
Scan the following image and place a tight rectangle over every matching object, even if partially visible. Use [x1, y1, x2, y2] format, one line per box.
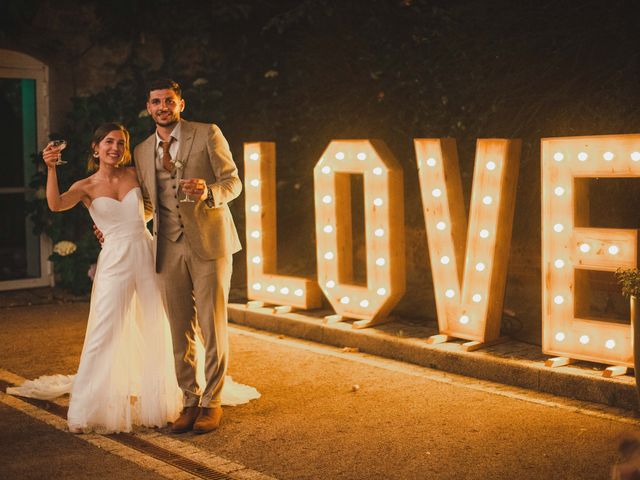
[179, 179, 195, 203]
[48, 140, 68, 166]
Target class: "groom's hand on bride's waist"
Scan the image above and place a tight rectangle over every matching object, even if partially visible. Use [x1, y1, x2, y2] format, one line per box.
[93, 224, 104, 244]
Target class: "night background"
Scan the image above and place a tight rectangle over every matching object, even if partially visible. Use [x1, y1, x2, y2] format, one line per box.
[2, 0, 640, 345]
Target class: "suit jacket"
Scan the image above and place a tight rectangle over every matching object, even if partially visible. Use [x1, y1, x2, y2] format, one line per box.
[134, 119, 242, 267]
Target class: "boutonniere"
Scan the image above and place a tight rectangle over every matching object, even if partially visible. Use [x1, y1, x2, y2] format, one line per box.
[171, 159, 185, 170]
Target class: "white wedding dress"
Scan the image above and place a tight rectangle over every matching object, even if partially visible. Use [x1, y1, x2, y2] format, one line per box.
[7, 187, 259, 433]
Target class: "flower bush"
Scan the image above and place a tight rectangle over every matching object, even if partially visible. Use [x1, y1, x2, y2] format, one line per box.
[615, 268, 640, 299]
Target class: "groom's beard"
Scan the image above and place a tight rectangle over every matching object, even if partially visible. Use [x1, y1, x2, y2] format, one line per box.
[153, 111, 180, 127]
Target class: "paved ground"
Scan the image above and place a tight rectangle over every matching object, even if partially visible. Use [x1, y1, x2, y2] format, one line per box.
[1, 302, 640, 479]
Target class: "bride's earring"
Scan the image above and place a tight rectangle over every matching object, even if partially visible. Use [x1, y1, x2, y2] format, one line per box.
[93, 151, 99, 158]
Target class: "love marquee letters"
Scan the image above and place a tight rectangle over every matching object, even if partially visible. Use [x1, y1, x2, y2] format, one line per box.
[244, 134, 640, 367]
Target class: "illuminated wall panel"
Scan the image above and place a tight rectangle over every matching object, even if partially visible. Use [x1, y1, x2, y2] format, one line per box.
[244, 142, 322, 309]
[313, 140, 405, 327]
[415, 139, 521, 342]
[542, 134, 640, 366]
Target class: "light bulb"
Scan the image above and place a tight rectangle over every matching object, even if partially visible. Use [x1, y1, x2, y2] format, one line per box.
[554, 186, 565, 196]
[340, 296, 350, 304]
[374, 228, 385, 237]
[554, 259, 565, 269]
[250, 204, 260, 212]
[251, 256, 261, 264]
[482, 195, 493, 205]
[553, 223, 564, 233]
[294, 288, 304, 297]
[360, 299, 370, 307]
[250, 230, 260, 239]
[322, 195, 332, 204]
[252, 283, 262, 291]
[445, 289, 455, 298]
[603, 151, 614, 161]
[324, 252, 334, 260]
[357, 152, 367, 161]
[579, 335, 590, 345]
[335, 152, 345, 160]
[479, 229, 489, 238]
[605, 339, 616, 349]
[577, 152, 588, 161]
[377, 287, 387, 296]
[472, 293, 482, 303]
[376, 257, 386, 266]
[579, 243, 590, 253]
[459, 315, 470, 325]
[373, 167, 383, 176]
[326, 280, 336, 288]
[280, 287, 290, 295]
[475, 262, 486, 272]
[608, 245, 619, 255]
[323, 225, 334, 233]
[249, 153, 260, 161]
[553, 152, 564, 162]
[426, 157, 436, 167]
[631, 151, 640, 162]
[250, 179, 260, 187]
[267, 285, 276, 293]
[553, 295, 564, 305]
[373, 197, 383, 206]
[432, 188, 442, 198]
[436, 221, 446, 231]
[555, 332, 566, 342]
[440, 256, 450, 265]
[321, 166, 331, 174]
[486, 161, 496, 171]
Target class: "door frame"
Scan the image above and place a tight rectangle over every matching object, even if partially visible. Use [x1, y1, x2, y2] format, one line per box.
[0, 49, 53, 290]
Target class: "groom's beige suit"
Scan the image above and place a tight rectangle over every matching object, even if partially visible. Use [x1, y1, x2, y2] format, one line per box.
[134, 118, 242, 408]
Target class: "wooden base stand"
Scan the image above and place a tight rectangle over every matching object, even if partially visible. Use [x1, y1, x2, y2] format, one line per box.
[544, 356, 575, 368]
[426, 334, 507, 351]
[426, 334, 452, 345]
[460, 337, 508, 352]
[603, 366, 628, 378]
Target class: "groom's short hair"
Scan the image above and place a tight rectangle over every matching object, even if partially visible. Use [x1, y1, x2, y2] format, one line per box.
[147, 78, 182, 99]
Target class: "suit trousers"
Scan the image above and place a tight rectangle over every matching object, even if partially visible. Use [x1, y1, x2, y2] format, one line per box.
[156, 234, 232, 408]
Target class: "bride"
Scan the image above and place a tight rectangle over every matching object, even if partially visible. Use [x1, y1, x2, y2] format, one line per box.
[8, 123, 258, 434]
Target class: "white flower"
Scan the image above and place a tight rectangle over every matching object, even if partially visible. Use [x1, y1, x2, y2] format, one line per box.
[53, 240, 77, 256]
[172, 159, 184, 170]
[192, 77, 208, 87]
[138, 109, 149, 118]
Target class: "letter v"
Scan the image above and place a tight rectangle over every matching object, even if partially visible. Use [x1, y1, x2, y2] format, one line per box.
[414, 138, 521, 342]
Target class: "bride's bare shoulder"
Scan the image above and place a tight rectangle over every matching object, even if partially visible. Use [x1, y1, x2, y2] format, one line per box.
[69, 176, 93, 193]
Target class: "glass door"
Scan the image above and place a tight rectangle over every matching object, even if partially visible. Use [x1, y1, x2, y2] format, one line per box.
[0, 50, 52, 290]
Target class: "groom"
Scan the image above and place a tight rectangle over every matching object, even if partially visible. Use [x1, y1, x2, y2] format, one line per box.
[135, 79, 242, 433]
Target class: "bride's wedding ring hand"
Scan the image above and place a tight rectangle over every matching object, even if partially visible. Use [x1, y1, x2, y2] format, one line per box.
[93, 224, 104, 244]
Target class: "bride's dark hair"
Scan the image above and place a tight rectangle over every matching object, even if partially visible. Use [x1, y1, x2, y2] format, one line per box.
[87, 123, 132, 172]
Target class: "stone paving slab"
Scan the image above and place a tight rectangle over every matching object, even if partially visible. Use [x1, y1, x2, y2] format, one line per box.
[228, 303, 639, 411]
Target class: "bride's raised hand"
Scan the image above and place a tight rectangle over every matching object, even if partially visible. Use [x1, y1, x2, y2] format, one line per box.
[42, 144, 60, 168]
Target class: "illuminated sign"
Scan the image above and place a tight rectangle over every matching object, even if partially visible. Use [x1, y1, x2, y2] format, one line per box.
[415, 139, 520, 343]
[541, 134, 640, 366]
[313, 140, 405, 328]
[244, 142, 322, 309]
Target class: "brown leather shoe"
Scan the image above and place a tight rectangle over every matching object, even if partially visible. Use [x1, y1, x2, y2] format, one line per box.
[171, 406, 200, 433]
[193, 406, 223, 434]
